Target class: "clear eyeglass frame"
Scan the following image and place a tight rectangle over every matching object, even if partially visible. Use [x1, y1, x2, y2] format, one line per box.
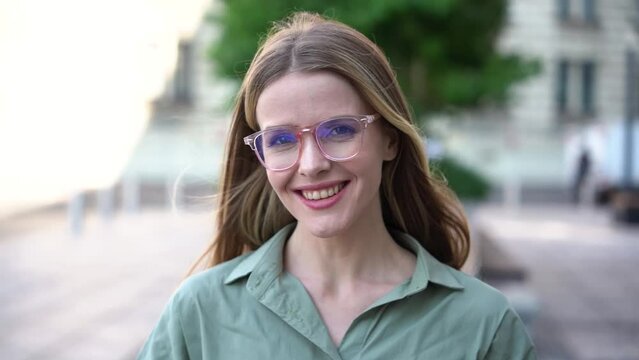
[243, 114, 380, 171]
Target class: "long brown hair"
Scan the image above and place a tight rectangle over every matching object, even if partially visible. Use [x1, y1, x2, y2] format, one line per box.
[191, 12, 469, 272]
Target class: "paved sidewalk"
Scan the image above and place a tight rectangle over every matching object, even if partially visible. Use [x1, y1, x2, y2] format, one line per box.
[473, 205, 639, 360]
[3, 204, 638, 359]
[0, 210, 213, 360]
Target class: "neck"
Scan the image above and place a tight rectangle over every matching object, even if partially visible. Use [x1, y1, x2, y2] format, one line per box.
[284, 213, 415, 294]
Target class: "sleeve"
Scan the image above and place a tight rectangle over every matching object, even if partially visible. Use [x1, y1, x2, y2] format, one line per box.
[137, 294, 190, 360]
[483, 308, 536, 360]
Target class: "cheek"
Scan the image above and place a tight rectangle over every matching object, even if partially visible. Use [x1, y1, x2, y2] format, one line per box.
[359, 137, 389, 170]
[266, 171, 289, 195]
[350, 153, 385, 186]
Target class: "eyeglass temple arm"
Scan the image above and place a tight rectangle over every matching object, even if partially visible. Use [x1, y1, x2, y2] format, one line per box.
[244, 136, 256, 150]
[364, 114, 380, 125]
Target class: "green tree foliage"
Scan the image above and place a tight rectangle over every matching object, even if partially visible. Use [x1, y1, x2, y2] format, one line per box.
[430, 157, 492, 200]
[208, 0, 539, 117]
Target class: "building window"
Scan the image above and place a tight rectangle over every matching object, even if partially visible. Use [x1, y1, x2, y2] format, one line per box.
[582, 61, 595, 114]
[173, 40, 194, 105]
[557, 60, 569, 112]
[556, 59, 597, 118]
[583, 0, 596, 23]
[558, 0, 570, 21]
[557, 0, 598, 25]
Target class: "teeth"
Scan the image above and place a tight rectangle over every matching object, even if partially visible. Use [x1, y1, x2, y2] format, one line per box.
[302, 183, 344, 200]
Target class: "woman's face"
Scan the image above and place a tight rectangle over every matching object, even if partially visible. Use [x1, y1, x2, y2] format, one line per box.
[255, 71, 397, 238]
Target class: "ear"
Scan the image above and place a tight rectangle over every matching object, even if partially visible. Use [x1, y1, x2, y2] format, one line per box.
[382, 127, 399, 161]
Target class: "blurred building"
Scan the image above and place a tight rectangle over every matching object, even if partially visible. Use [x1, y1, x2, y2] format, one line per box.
[119, 5, 233, 210]
[0, 0, 216, 218]
[129, 0, 639, 205]
[438, 0, 639, 194]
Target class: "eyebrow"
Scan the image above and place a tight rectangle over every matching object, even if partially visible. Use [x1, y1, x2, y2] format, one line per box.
[260, 114, 357, 130]
[261, 123, 297, 131]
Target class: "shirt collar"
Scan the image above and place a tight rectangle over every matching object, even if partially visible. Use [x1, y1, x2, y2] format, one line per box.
[224, 223, 296, 285]
[390, 229, 464, 292]
[224, 223, 464, 292]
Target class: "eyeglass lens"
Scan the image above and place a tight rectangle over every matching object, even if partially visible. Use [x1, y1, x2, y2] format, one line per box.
[255, 117, 364, 170]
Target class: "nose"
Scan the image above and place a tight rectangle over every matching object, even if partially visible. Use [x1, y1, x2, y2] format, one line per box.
[297, 133, 331, 176]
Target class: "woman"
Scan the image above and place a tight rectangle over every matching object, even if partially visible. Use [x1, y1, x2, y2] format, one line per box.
[139, 12, 535, 359]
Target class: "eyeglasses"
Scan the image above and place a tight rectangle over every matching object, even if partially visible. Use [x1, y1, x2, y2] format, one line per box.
[244, 114, 379, 171]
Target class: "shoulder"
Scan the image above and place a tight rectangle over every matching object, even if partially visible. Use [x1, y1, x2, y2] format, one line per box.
[405, 265, 535, 357]
[397, 229, 515, 323]
[431, 268, 535, 357]
[169, 225, 293, 312]
[448, 271, 537, 358]
[451, 268, 510, 309]
[416, 259, 517, 331]
[137, 254, 256, 359]
[170, 253, 252, 309]
[434, 266, 514, 324]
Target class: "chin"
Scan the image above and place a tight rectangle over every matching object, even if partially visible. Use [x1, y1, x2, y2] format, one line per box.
[308, 227, 339, 239]
[301, 217, 351, 239]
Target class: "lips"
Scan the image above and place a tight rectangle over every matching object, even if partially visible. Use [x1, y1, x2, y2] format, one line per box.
[301, 183, 345, 200]
[293, 181, 349, 210]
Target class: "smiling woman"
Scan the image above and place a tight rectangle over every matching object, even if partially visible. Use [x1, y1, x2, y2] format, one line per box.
[138, 12, 536, 359]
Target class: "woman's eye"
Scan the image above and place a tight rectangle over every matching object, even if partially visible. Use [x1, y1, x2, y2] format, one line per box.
[324, 125, 356, 139]
[268, 133, 296, 146]
[328, 126, 355, 136]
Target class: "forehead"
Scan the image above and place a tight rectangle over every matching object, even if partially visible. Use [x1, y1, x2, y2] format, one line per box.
[255, 71, 370, 129]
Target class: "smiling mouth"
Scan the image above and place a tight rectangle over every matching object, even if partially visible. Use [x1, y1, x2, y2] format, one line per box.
[300, 182, 346, 200]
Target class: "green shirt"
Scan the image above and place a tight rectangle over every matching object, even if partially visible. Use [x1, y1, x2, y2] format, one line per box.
[138, 224, 535, 359]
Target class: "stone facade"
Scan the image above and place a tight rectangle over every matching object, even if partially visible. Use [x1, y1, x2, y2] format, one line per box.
[440, 0, 639, 187]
